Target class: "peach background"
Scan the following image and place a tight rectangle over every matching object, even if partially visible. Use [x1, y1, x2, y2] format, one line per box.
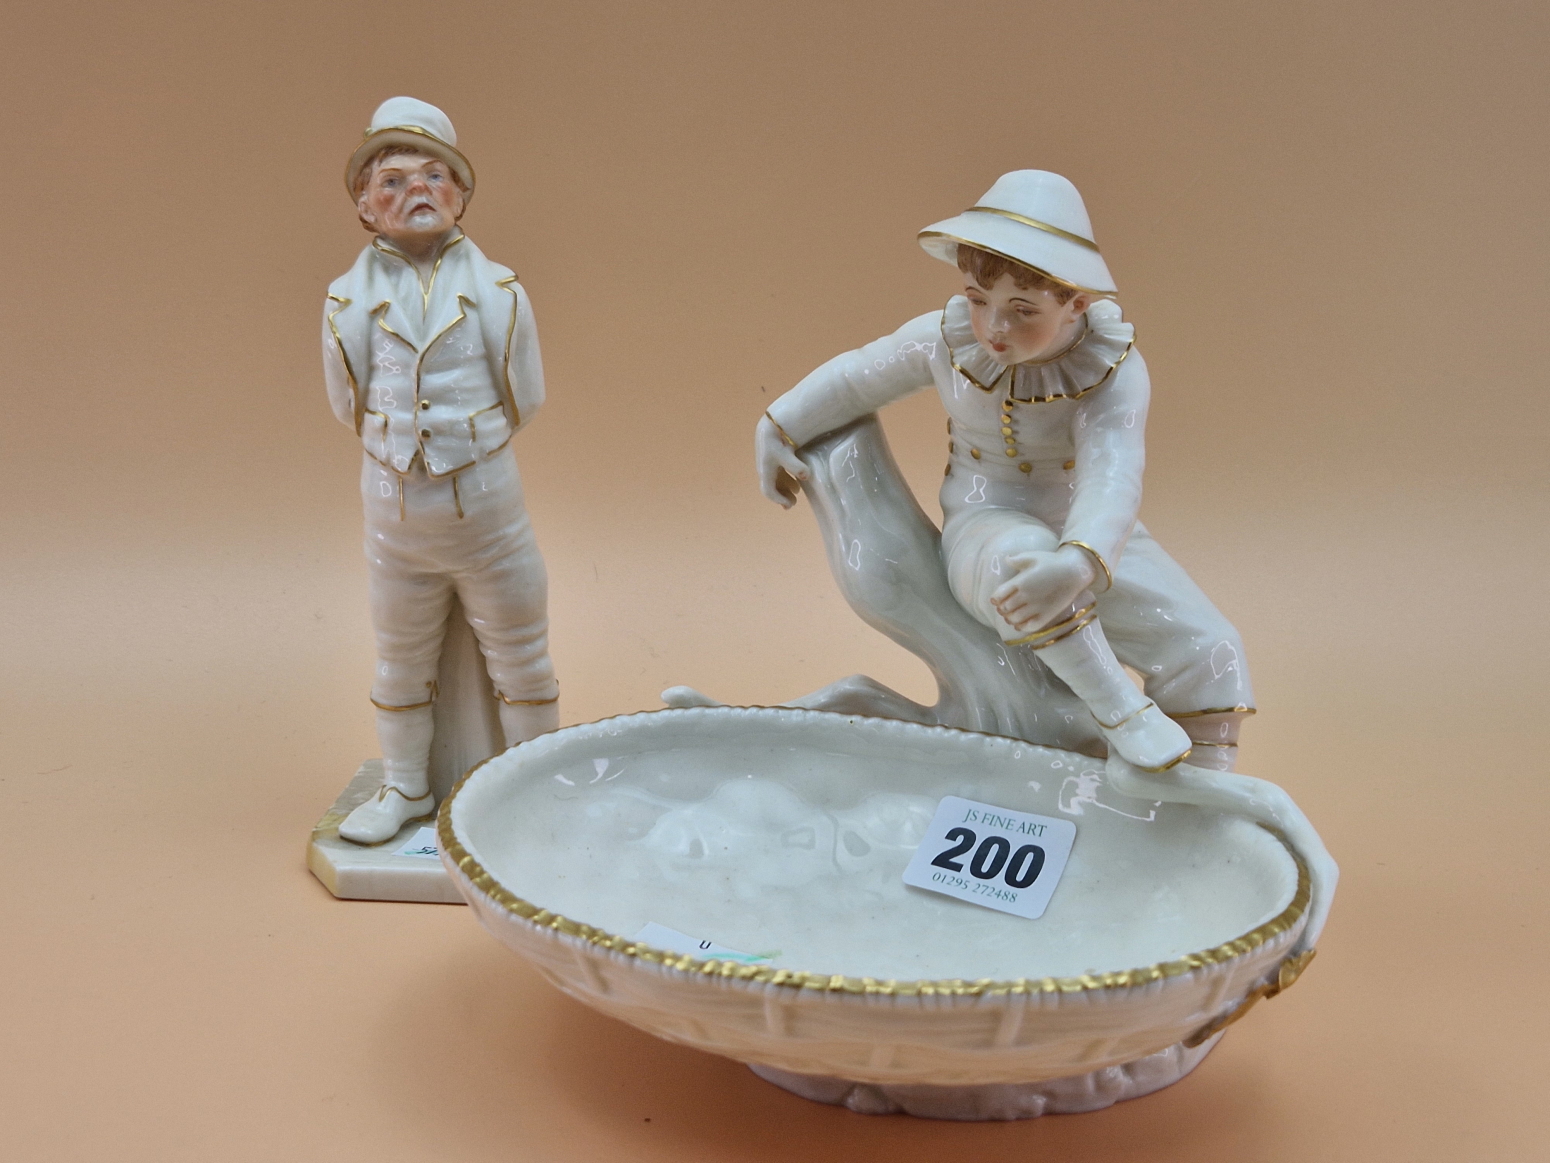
[3, 1, 1547, 1159]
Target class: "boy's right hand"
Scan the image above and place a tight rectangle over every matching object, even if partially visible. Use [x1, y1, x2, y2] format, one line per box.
[756, 416, 809, 508]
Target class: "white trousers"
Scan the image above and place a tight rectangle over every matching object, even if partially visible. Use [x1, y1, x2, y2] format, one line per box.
[361, 449, 556, 709]
[942, 504, 1254, 717]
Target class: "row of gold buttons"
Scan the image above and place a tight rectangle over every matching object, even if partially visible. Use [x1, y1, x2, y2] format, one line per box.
[946, 417, 1075, 476]
[999, 399, 1030, 471]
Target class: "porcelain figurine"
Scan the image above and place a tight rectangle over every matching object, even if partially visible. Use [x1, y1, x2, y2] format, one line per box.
[624, 173, 1335, 1118]
[322, 97, 558, 846]
[751, 171, 1251, 776]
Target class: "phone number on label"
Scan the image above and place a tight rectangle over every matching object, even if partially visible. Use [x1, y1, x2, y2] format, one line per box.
[929, 870, 1020, 902]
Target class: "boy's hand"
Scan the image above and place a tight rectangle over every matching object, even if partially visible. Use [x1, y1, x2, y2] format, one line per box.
[756, 416, 809, 508]
[991, 546, 1098, 633]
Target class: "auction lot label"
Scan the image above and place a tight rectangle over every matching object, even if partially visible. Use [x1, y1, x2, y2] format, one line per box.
[902, 796, 1076, 919]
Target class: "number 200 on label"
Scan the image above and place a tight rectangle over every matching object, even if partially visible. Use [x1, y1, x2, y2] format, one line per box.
[902, 796, 1076, 919]
[930, 827, 1046, 888]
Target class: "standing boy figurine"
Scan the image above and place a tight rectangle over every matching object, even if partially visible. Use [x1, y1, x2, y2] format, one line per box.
[323, 97, 558, 844]
[757, 171, 1252, 772]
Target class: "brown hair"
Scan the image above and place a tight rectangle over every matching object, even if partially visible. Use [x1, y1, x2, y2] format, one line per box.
[956, 244, 1077, 305]
[354, 145, 470, 232]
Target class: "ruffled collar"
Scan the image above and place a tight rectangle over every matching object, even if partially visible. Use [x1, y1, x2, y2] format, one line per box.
[940, 295, 1135, 403]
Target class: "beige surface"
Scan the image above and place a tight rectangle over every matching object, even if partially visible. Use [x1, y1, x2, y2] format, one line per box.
[2, 1, 1546, 1158]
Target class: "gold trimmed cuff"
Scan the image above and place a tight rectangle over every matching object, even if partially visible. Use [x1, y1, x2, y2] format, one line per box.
[1169, 705, 1257, 719]
[1093, 699, 1157, 732]
[1003, 602, 1097, 648]
[1059, 540, 1113, 593]
[1022, 608, 1100, 650]
[497, 690, 559, 706]
[1138, 747, 1192, 773]
[371, 680, 438, 711]
[764, 411, 799, 449]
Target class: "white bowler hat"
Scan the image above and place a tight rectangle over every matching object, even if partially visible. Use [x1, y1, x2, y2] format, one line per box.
[919, 170, 1115, 295]
[345, 96, 476, 202]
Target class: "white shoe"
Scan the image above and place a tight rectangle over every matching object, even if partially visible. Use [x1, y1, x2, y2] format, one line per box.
[339, 785, 436, 846]
[1096, 703, 1192, 771]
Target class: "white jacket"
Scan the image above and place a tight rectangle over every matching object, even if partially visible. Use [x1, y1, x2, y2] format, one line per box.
[322, 232, 545, 478]
[766, 297, 1146, 567]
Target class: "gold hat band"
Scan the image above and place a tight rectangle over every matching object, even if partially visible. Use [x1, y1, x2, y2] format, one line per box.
[345, 125, 476, 197]
[963, 206, 1099, 252]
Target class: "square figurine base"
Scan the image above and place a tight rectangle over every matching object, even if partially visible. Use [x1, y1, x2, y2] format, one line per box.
[307, 760, 465, 904]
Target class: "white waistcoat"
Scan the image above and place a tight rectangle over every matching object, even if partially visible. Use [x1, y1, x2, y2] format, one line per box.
[322, 232, 546, 477]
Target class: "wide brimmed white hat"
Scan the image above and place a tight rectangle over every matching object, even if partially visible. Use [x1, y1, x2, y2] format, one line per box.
[345, 96, 475, 202]
[919, 171, 1115, 295]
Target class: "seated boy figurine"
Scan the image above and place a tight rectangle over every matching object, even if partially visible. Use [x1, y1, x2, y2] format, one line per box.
[323, 98, 558, 843]
[756, 171, 1252, 772]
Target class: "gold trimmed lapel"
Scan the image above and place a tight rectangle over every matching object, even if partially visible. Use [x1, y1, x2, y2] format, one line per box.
[370, 299, 418, 352]
[491, 275, 522, 429]
[423, 294, 473, 360]
[326, 293, 367, 435]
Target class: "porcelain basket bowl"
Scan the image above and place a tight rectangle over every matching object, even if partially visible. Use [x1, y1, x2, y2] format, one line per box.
[438, 706, 1308, 1087]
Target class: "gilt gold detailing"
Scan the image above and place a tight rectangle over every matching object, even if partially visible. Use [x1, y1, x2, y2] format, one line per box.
[1024, 610, 1099, 650]
[1060, 540, 1114, 593]
[949, 348, 1007, 394]
[1170, 706, 1257, 719]
[1138, 748, 1193, 773]
[451, 474, 464, 519]
[373, 231, 466, 311]
[495, 275, 524, 430]
[1183, 948, 1317, 1048]
[961, 205, 1101, 251]
[326, 295, 366, 435]
[395, 296, 498, 484]
[376, 784, 434, 805]
[437, 747, 1311, 999]
[361, 409, 389, 449]
[940, 299, 1125, 404]
[371, 679, 439, 711]
[346, 125, 477, 198]
[921, 232, 1113, 297]
[1004, 602, 1098, 647]
[1015, 319, 1091, 367]
[1006, 339, 1134, 405]
[765, 411, 798, 449]
[1019, 463, 1032, 473]
[466, 399, 506, 447]
[371, 300, 416, 352]
[420, 293, 470, 360]
[495, 690, 560, 706]
[1093, 700, 1157, 732]
[941, 308, 1010, 393]
[422, 456, 478, 481]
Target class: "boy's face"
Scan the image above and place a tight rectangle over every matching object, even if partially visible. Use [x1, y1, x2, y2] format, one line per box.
[357, 151, 465, 251]
[964, 274, 1091, 365]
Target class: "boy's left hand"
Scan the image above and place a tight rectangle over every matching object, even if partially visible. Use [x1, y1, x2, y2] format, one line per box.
[991, 546, 1098, 634]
